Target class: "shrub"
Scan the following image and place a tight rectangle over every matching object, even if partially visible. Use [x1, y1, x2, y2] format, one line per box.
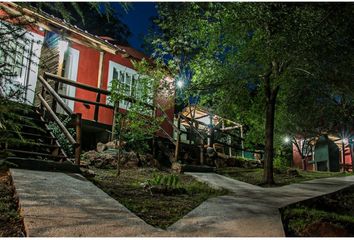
[47, 117, 75, 157]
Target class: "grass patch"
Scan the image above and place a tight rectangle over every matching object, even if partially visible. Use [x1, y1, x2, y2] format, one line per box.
[86, 167, 228, 229]
[217, 167, 350, 186]
[280, 185, 354, 237]
[0, 169, 25, 237]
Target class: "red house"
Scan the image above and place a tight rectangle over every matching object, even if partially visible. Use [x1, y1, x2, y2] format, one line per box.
[0, 3, 175, 150]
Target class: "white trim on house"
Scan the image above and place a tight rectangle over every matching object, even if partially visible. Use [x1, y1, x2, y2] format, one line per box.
[107, 60, 138, 110]
[0, 20, 44, 104]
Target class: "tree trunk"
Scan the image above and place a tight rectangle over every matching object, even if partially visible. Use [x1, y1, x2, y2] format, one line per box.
[263, 98, 276, 185]
[263, 70, 279, 185]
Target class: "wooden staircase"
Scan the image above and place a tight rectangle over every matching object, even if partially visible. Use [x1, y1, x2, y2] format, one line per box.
[0, 104, 80, 172]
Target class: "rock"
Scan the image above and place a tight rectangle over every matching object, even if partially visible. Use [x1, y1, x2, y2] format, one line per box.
[171, 162, 183, 173]
[81, 168, 95, 178]
[121, 151, 140, 168]
[287, 168, 300, 177]
[81, 150, 116, 169]
[97, 140, 126, 151]
[96, 142, 106, 152]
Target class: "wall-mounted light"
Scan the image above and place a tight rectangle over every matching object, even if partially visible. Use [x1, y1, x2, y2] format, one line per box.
[284, 136, 291, 144]
[176, 80, 184, 88]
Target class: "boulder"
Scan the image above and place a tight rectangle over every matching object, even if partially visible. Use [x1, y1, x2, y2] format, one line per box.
[96, 140, 126, 152]
[287, 168, 300, 177]
[96, 142, 106, 152]
[81, 168, 96, 178]
[171, 162, 183, 173]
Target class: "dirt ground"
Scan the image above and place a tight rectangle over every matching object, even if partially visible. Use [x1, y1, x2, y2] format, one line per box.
[85, 167, 227, 229]
[281, 185, 354, 237]
[0, 169, 25, 237]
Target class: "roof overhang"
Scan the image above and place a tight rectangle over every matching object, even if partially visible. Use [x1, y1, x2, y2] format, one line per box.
[1, 3, 124, 55]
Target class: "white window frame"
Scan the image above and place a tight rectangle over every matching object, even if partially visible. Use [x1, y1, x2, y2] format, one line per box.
[107, 61, 138, 110]
[0, 20, 43, 104]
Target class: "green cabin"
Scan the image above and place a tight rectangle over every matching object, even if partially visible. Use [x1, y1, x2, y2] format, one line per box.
[313, 135, 340, 172]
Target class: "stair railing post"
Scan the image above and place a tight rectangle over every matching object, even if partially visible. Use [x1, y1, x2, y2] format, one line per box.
[52, 80, 59, 112]
[74, 113, 82, 165]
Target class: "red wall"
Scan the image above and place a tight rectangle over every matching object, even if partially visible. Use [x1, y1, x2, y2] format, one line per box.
[71, 42, 100, 121]
[70, 42, 174, 137]
[292, 144, 314, 170]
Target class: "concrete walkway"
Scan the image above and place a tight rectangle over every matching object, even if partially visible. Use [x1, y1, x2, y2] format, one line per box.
[10, 169, 163, 237]
[10, 169, 354, 237]
[169, 172, 354, 237]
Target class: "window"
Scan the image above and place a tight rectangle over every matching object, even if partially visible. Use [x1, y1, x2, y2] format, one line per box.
[0, 34, 26, 79]
[107, 61, 139, 110]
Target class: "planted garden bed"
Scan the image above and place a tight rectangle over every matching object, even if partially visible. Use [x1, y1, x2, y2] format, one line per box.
[85, 167, 227, 229]
[280, 185, 354, 237]
[0, 168, 25, 237]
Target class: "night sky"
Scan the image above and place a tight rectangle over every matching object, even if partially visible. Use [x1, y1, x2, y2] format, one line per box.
[116, 2, 158, 52]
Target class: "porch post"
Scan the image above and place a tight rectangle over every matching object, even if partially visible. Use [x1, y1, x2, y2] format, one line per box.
[94, 51, 105, 122]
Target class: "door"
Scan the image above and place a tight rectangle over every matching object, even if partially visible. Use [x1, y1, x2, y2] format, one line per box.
[57, 46, 79, 112]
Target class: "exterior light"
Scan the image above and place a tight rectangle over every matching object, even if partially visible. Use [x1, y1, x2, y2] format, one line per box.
[284, 136, 290, 144]
[176, 80, 184, 88]
[342, 138, 348, 145]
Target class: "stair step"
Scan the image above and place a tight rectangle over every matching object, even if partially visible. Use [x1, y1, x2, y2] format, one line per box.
[5, 157, 80, 173]
[1, 131, 55, 140]
[3, 141, 60, 149]
[16, 124, 48, 134]
[5, 149, 64, 160]
[19, 116, 49, 125]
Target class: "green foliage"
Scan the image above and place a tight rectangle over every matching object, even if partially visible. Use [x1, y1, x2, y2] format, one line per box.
[147, 173, 181, 189]
[27, 3, 132, 44]
[109, 59, 173, 154]
[47, 117, 75, 157]
[273, 156, 287, 171]
[283, 206, 354, 236]
[148, 3, 354, 183]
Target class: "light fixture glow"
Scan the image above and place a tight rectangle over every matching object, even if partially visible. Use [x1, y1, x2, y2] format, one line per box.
[38, 26, 45, 32]
[342, 138, 348, 145]
[284, 136, 290, 143]
[176, 80, 184, 88]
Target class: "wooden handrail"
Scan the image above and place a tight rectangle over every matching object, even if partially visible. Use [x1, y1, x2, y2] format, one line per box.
[58, 93, 114, 110]
[38, 94, 77, 146]
[44, 72, 110, 95]
[38, 76, 73, 116]
[155, 103, 181, 134]
[44, 72, 155, 110]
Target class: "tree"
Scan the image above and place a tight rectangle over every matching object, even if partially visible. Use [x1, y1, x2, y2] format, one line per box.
[148, 3, 354, 184]
[108, 59, 173, 176]
[30, 3, 131, 44]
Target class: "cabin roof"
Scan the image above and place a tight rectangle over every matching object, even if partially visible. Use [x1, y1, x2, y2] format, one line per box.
[2, 2, 149, 60]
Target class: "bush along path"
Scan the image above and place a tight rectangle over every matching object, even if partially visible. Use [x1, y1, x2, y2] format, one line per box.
[281, 185, 354, 237]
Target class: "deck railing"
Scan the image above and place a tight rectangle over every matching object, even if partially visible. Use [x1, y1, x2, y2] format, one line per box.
[37, 75, 82, 165]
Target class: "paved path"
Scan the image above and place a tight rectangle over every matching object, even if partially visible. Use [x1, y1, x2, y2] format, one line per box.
[10, 169, 164, 237]
[168, 172, 354, 237]
[10, 169, 354, 237]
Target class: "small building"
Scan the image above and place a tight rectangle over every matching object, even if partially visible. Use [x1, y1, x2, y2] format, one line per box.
[0, 3, 175, 150]
[292, 134, 353, 172]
